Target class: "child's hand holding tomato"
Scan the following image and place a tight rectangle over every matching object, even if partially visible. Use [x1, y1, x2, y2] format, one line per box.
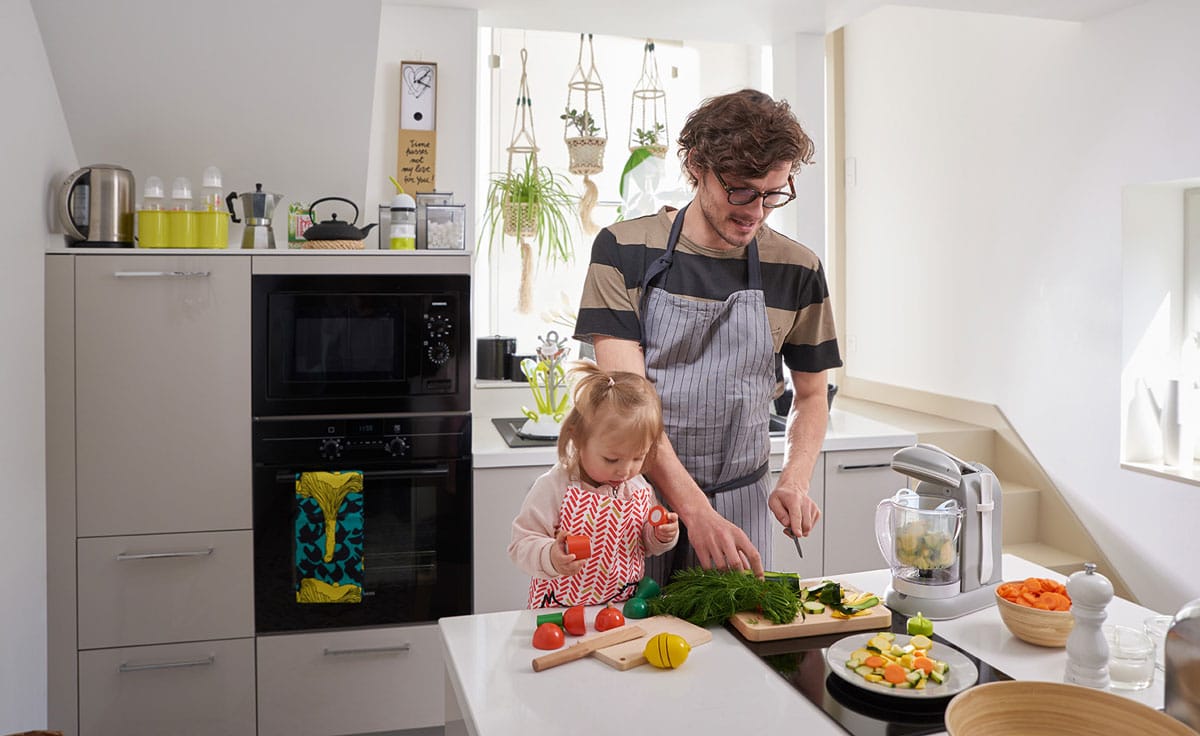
[550, 527, 587, 576]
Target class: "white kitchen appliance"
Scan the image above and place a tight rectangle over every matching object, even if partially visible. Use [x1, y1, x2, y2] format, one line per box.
[875, 443, 1003, 619]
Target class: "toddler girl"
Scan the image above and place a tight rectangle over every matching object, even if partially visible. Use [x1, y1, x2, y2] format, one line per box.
[508, 363, 679, 608]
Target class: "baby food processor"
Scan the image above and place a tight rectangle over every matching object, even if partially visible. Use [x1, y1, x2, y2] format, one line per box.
[875, 443, 1004, 619]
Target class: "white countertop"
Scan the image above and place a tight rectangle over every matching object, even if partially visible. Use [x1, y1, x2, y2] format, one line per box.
[471, 382, 918, 469]
[439, 555, 1167, 736]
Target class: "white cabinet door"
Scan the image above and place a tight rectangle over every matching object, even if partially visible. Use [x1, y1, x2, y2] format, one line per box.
[473, 465, 550, 613]
[256, 625, 443, 736]
[78, 638, 255, 736]
[768, 454, 825, 579]
[823, 447, 904, 576]
[77, 530, 254, 649]
[74, 255, 251, 537]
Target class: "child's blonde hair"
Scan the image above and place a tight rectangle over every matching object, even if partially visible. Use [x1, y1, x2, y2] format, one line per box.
[557, 362, 663, 480]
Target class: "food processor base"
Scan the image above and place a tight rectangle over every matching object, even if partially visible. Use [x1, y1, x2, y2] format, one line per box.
[885, 582, 1000, 620]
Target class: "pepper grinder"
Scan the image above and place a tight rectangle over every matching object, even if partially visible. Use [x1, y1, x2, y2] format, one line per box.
[1064, 562, 1114, 689]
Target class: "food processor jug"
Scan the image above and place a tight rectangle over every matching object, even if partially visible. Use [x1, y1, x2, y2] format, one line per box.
[876, 489, 963, 595]
[226, 183, 284, 249]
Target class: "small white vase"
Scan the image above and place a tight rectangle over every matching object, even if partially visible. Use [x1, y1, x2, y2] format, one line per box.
[1125, 378, 1162, 463]
[1162, 379, 1183, 466]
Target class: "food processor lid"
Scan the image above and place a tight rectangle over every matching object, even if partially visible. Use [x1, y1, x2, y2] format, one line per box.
[892, 444, 964, 488]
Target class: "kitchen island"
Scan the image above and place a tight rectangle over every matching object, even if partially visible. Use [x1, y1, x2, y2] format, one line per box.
[439, 554, 1167, 736]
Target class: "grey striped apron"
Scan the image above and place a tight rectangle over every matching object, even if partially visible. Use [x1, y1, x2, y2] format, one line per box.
[640, 204, 775, 584]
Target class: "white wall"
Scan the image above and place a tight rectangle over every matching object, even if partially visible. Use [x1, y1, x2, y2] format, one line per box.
[0, 1, 76, 729]
[842, 1, 1200, 612]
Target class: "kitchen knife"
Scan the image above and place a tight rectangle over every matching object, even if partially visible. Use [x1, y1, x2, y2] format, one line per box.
[783, 526, 804, 558]
[531, 625, 646, 672]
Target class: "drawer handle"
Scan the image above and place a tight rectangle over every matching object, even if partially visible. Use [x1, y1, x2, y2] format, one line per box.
[113, 271, 212, 279]
[116, 547, 214, 561]
[836, 463, 892, 472]
[323, 644, 412, 656]
[119, 654, 215, 672]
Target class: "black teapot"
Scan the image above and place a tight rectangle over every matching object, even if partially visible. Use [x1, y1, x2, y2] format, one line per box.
[304, 197, 377, 241]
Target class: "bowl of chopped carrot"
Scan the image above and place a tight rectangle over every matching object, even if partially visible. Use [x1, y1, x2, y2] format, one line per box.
[994, 577, 1073, 647]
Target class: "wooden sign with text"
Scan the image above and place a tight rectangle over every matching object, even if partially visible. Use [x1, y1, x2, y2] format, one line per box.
[397, 129, 437, 192]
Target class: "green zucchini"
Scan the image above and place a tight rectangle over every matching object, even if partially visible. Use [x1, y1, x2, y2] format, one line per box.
[802, 600, 826, 615]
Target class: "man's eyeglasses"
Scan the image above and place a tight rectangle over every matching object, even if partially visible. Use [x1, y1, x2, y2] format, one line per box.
[713, 171, 796, 208]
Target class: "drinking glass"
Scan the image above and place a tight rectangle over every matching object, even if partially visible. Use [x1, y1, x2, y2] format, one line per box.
[1144, 614, 1173, 672]
[1105, 624, 1155, 690]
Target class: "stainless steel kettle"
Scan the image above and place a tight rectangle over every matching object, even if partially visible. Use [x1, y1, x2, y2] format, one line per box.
[56, 164, 135, 247]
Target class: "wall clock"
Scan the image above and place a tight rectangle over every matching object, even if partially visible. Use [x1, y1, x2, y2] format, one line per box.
[400, 61, 437, 132]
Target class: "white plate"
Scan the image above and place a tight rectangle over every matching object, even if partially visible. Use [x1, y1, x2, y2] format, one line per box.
[825, 632, 979, 699]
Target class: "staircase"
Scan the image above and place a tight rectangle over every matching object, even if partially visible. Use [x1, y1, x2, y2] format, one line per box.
[835, 384, 1134, 602]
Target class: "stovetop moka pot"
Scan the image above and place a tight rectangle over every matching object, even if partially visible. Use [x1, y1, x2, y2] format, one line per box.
[226, 183, 284, 249]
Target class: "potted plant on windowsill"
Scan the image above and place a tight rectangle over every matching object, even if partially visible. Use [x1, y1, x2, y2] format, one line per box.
[632, 122, 667, 158]
[480, 156, 579, 313]
[561, 106, 606, 175]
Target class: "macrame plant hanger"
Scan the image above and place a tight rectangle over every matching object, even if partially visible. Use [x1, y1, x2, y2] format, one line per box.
[628, 39, 668, 159]
[563, 33, 607, 235]
[506, 47, 541, 314]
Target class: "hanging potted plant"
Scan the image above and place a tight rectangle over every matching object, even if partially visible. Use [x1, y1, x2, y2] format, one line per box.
[562, 106, 606, 175]
[632, 122, 667, 158]
[480, 155, 578, 313]
[628, 40, 669, 159]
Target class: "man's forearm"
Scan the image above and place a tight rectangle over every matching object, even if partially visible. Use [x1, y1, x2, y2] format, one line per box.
[777, 379, 828, 492]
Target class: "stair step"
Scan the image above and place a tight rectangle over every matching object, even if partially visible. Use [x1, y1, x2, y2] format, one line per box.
[1002, 542, 1087, 573]
[998, 480, 1040, 546]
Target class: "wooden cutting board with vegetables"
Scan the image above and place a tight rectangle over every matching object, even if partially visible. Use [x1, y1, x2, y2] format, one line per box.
[729, 578, 891, 642]
[589, 615, 712, 671]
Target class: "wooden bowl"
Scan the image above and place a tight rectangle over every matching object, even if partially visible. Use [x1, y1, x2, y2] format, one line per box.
[994, 588, 1073, 647]
[945, 681, 1194, 735]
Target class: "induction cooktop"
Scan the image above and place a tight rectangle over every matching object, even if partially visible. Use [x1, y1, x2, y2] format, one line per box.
[729, 613, 1012, 736]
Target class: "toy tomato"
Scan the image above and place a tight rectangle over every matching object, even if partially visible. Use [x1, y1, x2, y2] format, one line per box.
[594, 605, 625, 631]
[562, 605, 586, 636]
[565, 534, 591, 559]
[647, 505, 669, 526]
[644, 632, 691, 669]
[532, 622, 565, 650]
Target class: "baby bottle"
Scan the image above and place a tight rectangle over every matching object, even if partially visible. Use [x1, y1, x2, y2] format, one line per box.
[167, 176, 196, 248]
[137, 176, 167, 248]
[196, 166, 229, 248]
[388, 192, 416, 250]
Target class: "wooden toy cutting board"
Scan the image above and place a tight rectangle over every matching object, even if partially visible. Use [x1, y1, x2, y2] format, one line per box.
[589, 615, 712, 670]
[728, 581, 892, 642]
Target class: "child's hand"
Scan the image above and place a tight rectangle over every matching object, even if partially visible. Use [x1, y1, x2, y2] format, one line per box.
[653, 511, 679, 544]
[550, 528, 586, 577]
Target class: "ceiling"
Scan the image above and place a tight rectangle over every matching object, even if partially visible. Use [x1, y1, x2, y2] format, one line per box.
[401, 0, 1148, 43]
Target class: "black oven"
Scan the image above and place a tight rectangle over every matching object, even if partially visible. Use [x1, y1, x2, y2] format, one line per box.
[252, 274, 469, 416]
[253, 414, 472, 633]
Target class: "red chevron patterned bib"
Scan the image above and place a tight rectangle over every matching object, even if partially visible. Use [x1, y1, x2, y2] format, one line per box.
[527, 484, 651, 608]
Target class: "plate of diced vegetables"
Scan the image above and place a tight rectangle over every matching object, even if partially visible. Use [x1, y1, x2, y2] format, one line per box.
[825, 631, 978, 699]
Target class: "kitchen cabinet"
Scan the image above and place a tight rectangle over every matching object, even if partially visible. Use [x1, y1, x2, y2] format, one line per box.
[822, 447, 903, 575]
[256, 625, 443, 736]
[474, 464, 550, 613]
[46, 253, 255, 735]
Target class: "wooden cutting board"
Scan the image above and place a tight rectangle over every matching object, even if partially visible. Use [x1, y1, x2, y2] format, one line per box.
[728, 581, 892, 642]
[587, 615, 712, 670]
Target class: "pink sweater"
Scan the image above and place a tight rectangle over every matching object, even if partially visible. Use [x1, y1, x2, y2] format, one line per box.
[508, 463, 677, 579]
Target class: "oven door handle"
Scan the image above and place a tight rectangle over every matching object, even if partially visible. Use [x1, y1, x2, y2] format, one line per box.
[274, 467, 451, 484]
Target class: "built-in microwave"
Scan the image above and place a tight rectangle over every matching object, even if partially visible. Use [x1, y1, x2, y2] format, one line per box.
[252, 273, 470, 416]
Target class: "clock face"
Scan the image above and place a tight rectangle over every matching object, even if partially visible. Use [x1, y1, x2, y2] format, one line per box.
[401, 62, 436, 131]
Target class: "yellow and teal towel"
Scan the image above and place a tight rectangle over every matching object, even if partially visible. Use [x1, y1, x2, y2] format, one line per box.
[295, 470, 364, 603]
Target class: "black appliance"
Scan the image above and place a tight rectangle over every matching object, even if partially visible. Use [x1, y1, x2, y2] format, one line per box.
[252, 274, 469, 416]
[253, 414, 472, 633]
[733, 617, 1012, 735]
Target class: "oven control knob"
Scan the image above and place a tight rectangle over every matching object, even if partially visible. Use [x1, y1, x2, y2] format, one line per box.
[386, 436, 410, 457]
[427, 342, 452, 365]
[319, 438, 343, 460]
[426, 314, 453, 339]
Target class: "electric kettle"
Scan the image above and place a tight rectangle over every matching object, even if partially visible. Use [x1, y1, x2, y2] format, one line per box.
[56, 164, 135, 247]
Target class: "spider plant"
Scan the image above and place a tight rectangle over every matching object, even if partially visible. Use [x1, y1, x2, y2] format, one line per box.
[479, 155, 578, 265]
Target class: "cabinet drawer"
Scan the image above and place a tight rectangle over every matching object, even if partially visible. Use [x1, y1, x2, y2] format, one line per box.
[78, 638, 255, 736]
[824, 447, 903, 575]
[78, 531, 254, 649]
[256, 625, 443, 736]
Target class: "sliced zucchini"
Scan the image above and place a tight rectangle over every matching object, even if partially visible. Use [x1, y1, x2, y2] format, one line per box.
[905, 669, 924, 685]
[802, 600, 826, 615]
[855, 665, 874, 677]
[929, 669, 946, 684]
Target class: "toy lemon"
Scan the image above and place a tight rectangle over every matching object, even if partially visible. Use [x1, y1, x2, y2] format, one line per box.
[644, 632, 690, 669]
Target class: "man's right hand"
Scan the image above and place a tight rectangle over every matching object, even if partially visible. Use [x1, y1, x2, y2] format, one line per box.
[681, 504, 764, 578]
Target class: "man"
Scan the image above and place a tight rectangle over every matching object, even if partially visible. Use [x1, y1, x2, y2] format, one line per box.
[573, 89, 841, 580]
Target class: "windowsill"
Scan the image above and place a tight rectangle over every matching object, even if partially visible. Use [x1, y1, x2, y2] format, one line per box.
[1121, 460, 1200, 487]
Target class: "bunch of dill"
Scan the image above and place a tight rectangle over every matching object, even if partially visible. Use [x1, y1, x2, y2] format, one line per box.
[645, 568, 800, 627]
